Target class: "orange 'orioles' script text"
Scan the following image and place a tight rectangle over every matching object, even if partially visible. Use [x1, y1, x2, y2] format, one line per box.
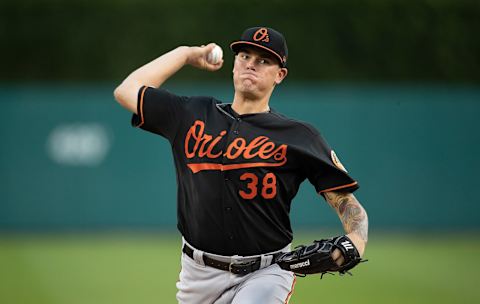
[184, 120, 287, 173]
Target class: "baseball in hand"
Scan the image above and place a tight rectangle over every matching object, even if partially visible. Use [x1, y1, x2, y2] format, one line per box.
[206, 45, 223, 64]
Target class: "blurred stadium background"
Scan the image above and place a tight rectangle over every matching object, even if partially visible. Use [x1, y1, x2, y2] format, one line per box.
[1, 0, 479, 303]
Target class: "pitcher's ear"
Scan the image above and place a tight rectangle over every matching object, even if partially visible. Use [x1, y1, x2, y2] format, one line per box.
[275, 68, 288, 85]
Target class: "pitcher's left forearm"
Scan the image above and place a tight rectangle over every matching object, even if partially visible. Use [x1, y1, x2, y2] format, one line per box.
[324, 191, 368, 254]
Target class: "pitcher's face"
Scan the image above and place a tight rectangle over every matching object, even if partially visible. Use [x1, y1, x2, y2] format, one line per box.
[233, 47, 287, 99]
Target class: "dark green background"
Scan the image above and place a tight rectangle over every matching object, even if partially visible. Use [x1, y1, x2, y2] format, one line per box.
[1, 0, 479, 82]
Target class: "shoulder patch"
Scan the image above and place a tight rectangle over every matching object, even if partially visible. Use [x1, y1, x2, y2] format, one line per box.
[331, 150, 348, 172]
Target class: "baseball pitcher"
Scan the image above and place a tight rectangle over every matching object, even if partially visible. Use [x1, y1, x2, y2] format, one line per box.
[114, 26, 368, 303]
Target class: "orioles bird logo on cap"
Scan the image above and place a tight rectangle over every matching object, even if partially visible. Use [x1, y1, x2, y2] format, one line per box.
[253, 28, 270, 43]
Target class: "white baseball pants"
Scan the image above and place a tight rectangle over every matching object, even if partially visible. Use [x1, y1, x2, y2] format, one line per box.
[176, 239, 296, 304]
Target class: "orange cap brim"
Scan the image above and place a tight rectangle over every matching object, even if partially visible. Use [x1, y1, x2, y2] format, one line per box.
[230, 41, 286, 67]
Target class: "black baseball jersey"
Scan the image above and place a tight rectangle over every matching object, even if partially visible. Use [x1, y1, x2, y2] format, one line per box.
[132, 86, 358, 256]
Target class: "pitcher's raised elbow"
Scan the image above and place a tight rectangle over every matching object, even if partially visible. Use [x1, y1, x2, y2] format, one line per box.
[113, 82, 139, 114]
[113, 85, 126, 105]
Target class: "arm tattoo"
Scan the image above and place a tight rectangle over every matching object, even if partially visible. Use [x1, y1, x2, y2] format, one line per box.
[324, 192, 369, 242]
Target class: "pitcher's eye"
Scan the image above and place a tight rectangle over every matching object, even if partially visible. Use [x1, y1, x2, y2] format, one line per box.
[258, 58, 271, 65]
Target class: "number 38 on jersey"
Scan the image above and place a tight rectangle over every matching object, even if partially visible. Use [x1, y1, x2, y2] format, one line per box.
[239, 172, 277, 200]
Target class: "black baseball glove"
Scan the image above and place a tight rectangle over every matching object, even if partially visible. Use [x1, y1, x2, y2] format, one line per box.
[275, 235, 364, 277]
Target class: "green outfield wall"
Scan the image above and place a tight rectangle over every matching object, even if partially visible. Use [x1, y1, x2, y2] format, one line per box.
[0, 84, 479, 231]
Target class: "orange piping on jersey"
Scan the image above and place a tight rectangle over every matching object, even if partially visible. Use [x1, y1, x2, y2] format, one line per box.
[318, 181, 358, 194]
[284, 275, 296, 304]
[187, 158, 287, 173]
[137, 86, 148, 128]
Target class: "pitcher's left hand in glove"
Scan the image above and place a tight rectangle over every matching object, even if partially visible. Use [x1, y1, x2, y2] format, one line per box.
[275, 235, 364, 276]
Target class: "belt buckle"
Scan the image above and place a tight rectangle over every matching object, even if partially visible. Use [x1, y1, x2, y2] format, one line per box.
[229, 255, 241, 274]
[229, 259, 257, 275]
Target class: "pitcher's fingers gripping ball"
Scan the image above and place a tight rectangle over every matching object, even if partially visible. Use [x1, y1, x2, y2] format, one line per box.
[276, 235, 365, 277]
[207, 44, 223, 64]
[196, 43, 223, 71]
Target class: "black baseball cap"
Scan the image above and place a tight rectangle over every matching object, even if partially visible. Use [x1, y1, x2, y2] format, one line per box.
[230, 27, 288, 68]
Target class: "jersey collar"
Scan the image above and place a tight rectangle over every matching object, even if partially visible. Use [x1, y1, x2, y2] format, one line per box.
[216, 103, 274, 120]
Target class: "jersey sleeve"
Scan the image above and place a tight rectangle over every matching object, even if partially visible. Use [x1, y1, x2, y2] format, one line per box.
[304, 132, 359, 194]
[131, 86, 189, 142]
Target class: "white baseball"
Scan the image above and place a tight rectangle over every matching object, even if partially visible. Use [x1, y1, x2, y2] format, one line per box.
[207, 45, 223, 64]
